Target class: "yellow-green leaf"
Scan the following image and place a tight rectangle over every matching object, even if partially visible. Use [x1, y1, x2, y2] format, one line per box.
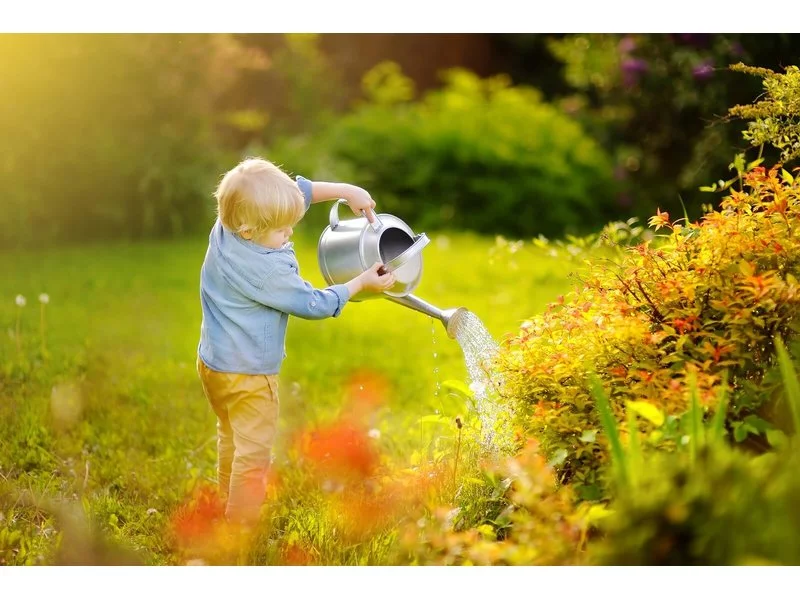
[626, 400, 665, 427]
[739, 260, 755, 277]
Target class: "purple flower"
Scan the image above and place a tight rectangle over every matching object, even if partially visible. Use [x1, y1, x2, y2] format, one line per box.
[621, 58, 649, 87]
[692, 60, 714, 80]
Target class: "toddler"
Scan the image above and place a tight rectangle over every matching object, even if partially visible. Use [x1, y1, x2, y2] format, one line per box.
[196, 157, 395, 525]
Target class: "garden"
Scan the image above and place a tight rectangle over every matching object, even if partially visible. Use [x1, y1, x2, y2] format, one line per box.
[2, 33, 800, 571]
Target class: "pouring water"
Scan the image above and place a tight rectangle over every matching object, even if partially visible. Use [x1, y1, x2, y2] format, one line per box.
[317, 201, 507, 452]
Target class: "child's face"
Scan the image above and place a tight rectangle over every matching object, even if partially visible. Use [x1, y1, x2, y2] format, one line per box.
[257, 225, 294, 249]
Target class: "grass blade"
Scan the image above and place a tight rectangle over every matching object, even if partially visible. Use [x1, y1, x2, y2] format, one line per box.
[775, 336, 800, 437]
[626, 410, 641, 486]
[589, 372, 628, 487]
[710, 371, 730, 443]
[688, 372, 703, 465]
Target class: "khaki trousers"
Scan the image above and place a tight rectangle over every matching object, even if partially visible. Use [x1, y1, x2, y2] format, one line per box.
[197, 357, 280, 524]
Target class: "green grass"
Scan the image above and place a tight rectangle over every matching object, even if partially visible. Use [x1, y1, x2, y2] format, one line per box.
[0, 229, 575, 565]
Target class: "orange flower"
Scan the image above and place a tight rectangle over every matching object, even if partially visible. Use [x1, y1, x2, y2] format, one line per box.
[298, 420, 379, 481]
[648, 207, 672, 231]
[170, 484, 225, 545]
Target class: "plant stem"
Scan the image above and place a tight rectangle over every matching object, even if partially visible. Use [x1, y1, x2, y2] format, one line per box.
[453, 425, 463, 497]
[40, 303, 47, 356]
[15, 307, 21, 354]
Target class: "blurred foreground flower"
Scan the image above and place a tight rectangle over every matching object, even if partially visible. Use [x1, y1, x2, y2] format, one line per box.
[170, 483, 249, 565]
[298, 420, 379, 481]
[344, 368, 390, 419]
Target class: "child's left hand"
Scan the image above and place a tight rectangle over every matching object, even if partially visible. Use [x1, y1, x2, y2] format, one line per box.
[344, 185, 377, 222]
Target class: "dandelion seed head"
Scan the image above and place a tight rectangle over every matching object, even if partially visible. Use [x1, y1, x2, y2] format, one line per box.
[39, 293, 50, 304]
[15, 295, 26, 307]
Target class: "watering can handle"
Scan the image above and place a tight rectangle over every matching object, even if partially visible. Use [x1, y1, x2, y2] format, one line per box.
[329, 198, 382, 232]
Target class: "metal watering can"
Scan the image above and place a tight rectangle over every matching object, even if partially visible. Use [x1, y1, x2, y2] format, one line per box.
[318, 199, 467, 338]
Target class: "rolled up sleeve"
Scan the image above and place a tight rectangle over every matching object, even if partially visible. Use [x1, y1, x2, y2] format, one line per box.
[295, 175, 313, 212]
[254, 260, 351, 319]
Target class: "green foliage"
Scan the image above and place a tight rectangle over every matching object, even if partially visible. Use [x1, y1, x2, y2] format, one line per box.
[497, 164, 800, 496]
[589, 444, 800, 565]
[322, 66, 617, 238]
[545, 34, 789, 224]
[0, 34, 260, 248]
[728, 63, 800, 163]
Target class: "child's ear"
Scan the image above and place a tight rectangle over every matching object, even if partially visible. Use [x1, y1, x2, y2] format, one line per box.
[240, 228, 253, 240]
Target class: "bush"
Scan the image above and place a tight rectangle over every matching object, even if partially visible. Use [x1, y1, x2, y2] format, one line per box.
[496, 164, 800, 499]
[322, 65, 617, 238]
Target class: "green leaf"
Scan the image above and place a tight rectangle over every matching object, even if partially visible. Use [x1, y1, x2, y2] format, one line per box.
[576, 484, 603, 501]
[781, 168, 794, 184]
[442, 380, 474, 400]
[548, 448, 568, 467]
[733, 422, 748, 443]
[588, 372, 628, 487]
[767, 429, 788, 449]
[625, 401, 665, 427]
[743, 414, 773, 433]
[579, 429, 597, 443]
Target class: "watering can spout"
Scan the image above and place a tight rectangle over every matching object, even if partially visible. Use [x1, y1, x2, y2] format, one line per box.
[385, 294, 468, 339]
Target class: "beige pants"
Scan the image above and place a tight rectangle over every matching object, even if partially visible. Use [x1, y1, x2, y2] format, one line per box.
[197, 357, 280, 524]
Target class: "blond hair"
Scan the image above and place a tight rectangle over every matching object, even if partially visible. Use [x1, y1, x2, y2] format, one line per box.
[215, 157, 305, 237]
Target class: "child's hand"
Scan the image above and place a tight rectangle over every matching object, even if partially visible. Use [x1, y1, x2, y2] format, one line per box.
[343, 185, 377, 223]
[357, 262, 396, 293]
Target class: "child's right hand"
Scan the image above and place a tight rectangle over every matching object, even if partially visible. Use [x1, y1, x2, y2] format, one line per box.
[358, 262, 396, 293]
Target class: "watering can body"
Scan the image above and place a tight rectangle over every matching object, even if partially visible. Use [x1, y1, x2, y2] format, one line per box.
[317, 200, 429, 300]
[317, 199, 466, 338]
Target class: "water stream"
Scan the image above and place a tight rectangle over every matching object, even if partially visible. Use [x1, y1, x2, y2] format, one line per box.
[448, 311, 505, 452]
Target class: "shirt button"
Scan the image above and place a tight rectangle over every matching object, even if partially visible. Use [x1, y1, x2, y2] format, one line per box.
[311, 301, 317, 307]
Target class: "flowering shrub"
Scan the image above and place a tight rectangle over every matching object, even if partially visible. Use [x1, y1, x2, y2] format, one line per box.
[728, 63, 800, 163]
[497, 164, 800, 498]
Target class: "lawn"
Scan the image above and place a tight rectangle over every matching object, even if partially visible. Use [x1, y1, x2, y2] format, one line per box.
[0, 229, 576, 565]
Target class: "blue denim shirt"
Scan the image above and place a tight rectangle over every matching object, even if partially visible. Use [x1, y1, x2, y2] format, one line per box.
[198, 176, 351, 375]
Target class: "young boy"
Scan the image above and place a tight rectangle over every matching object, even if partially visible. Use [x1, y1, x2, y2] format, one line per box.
[196, 157, 395, 525]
